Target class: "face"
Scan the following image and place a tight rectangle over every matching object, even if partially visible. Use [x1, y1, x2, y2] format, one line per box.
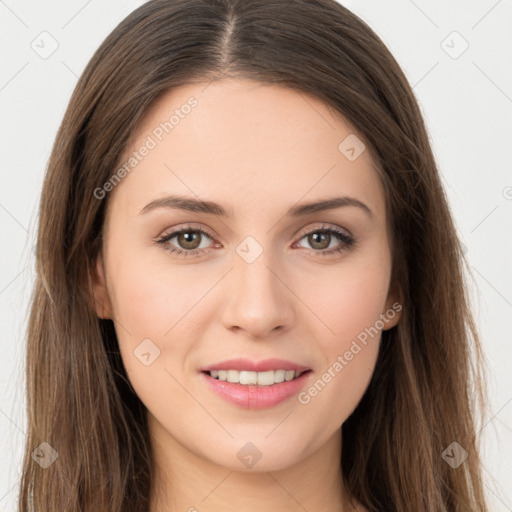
[92, 78, 401, 473]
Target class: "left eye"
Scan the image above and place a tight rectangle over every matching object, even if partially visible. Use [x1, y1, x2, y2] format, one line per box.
[156, 228, 214, 257]
[156, 225, 355, 258]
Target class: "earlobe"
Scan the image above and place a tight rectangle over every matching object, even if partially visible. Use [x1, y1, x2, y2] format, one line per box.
[91, 253, 113, 319]
[382, 282, 403, 330]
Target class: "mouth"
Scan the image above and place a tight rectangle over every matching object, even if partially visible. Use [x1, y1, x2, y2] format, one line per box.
[200, 368, 314, 409]
[202, 368, 312, 386]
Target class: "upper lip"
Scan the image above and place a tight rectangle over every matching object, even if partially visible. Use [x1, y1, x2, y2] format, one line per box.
[201, 358, 310, 373]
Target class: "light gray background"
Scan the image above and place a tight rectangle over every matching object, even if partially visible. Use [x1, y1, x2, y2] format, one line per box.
[1, 0, 511, 510]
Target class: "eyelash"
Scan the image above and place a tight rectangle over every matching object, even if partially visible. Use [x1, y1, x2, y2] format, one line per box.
[155, 223, 356, 258]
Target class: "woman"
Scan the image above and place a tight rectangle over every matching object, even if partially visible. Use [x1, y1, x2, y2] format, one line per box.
[19, 0, 490, 510]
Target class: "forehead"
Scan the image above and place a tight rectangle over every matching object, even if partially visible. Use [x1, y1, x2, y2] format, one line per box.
[108, 78, 385, 222]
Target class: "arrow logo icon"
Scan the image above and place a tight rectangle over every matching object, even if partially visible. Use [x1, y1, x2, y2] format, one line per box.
[236, 236, 263, 263]
[237, 442, 263, 468]
[338, 134, 365, 161]
[134, 339, 161, 366]
[441, 441, 468, 468]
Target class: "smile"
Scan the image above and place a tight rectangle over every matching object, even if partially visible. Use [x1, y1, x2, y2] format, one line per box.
[200, 369, 313, 409]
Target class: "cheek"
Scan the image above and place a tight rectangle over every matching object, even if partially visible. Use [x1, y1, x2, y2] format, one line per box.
[301, 253, 390, 350]
[298, 285, 383, 432]
[108, 246, 216, 337]
[107, 260, 211, 421]
[298, 338, 380, 436]
[295, 255, 389, 421]
[104, 246, 202, 359]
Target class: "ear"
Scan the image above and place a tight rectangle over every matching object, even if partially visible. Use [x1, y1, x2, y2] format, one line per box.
[91, 252, 113, 319]
[382, 278, 403, 330]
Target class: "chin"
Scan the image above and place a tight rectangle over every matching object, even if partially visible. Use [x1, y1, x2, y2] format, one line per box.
[200, 436, 310, 473]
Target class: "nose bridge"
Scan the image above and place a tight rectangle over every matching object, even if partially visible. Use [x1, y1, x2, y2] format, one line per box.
[221, 237, 294, 337]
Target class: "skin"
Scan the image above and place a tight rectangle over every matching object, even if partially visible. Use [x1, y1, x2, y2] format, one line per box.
[92, 77, 402, 512]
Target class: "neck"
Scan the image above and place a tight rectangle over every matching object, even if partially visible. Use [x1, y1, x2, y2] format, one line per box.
[148, 415, 353, 512]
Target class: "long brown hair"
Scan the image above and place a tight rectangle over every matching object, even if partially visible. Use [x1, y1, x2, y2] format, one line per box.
[19, 0, 490, 510]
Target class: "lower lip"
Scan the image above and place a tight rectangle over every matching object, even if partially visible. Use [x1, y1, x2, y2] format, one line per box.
[200, 370, 313, 409]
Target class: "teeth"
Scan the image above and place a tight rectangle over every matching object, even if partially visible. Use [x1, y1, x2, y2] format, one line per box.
[274, 369, 285, 383]
[240, 370, 257, 385]
[209, 369, 302, 386]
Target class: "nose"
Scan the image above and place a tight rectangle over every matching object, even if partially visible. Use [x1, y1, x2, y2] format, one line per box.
[220, 248, 295, 340]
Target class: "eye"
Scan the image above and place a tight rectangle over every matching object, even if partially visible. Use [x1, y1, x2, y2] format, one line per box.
[155, 224, 217, 258]
[155, 223, 356, 258]
[294, 224, 356, 256]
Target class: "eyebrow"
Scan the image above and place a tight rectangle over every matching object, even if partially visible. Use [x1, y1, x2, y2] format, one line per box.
[139, 194, 373, 219]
